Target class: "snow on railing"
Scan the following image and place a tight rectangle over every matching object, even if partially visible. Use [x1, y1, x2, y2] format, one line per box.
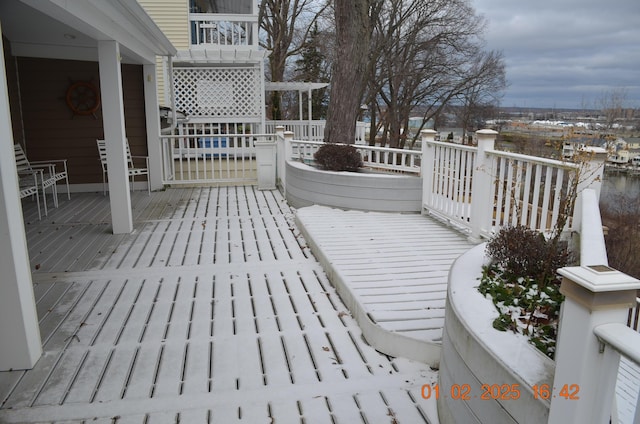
[288, 139, 421, 174]
[189, 13, 258, 47]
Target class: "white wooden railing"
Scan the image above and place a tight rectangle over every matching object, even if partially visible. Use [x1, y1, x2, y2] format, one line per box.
[189, 13, 258, 48]
[160, 133, 274, 184]
[421, 130, 586, 240]
[288, 139, 421, 175]
[546, 188, 640, 424]
[266, 120, 367, 144]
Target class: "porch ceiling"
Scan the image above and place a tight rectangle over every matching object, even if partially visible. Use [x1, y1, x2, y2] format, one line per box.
[0, 0, 176, 64]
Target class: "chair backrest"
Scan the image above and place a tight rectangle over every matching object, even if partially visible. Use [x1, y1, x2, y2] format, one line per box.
[96, 139, 136, 170]
[96, 139, 108, 171]
[14, 144, 32, 172]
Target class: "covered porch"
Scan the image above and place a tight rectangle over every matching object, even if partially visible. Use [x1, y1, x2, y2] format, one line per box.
[0, 0, 175, 372]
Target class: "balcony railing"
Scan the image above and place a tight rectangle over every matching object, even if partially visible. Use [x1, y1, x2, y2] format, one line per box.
[190, 13, 258, 48]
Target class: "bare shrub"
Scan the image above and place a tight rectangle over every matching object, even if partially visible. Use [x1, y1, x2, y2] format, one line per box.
[314, 143, 363, 171]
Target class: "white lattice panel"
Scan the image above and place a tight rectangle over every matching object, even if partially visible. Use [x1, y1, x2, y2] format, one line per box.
[174, 67, 262, 119]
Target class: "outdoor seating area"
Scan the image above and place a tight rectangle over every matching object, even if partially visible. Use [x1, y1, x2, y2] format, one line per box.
[14, 143, 70, 217]
[0, 187, 441, 423]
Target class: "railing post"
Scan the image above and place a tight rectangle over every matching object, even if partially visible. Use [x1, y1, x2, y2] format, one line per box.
[255, 135, 277, 190]
[277, 130, 294, 195]
[275, 126, 286, 191]
[420, 129, 437, 214]
[469, 129, 497, 241]
[572, 146, 608, 228]
[548, 266, 640, 423]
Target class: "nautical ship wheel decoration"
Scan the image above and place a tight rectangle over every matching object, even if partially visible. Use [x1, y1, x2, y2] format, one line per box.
[65, 81, 101, 118]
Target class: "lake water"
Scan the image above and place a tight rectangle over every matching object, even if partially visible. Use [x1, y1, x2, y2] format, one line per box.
[600, 171, 640, 209]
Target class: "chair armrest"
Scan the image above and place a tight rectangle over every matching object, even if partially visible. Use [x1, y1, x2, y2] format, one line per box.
[131, 155, 149, 168]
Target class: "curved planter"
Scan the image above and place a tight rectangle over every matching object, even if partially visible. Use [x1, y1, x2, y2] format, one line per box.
[438, 244, 555, 424]
[285, 161, 422, 212]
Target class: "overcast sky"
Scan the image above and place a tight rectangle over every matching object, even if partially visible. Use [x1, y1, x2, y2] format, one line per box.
[472, 0, 640, 110]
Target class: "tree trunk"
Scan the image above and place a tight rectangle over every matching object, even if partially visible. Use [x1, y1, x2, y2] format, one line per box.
[324, 0, 371, 144]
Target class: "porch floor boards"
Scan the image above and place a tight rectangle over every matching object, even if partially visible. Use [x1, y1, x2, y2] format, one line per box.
[1, 188, 439, 424]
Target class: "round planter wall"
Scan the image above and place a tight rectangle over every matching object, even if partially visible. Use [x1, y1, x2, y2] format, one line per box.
[285, 161, 422, 212]
[438, 244, 555, 424]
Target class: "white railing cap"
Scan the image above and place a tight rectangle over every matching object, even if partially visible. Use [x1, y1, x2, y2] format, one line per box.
[558, 265, 640, 292]
[594, 323, 640, 366]
[476, 129, 499, 135]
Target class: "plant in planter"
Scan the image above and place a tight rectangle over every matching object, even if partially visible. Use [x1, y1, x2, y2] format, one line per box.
[478, 225, 572, 358]
[314, 143, 363, 171]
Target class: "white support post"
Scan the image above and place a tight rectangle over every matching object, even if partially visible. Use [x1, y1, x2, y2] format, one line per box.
[99, 40, 133, 234]
[469, 129, 498, 241]
[420, 129, 437, 214]
[284, 131, 294, 161]
[548, 265, 640, 424]
[256, 136, 277, 190]
[275, 126, 286, 191]
[308, 87, 313, 141]
[572, 146, 607, 229]
[143, 62, 163, 192]
[0, 27, 42, 370]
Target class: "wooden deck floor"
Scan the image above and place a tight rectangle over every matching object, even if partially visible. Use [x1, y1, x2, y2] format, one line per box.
[296, 206, 474, 364]
[6, 187, 639, 423]
[1, 188, 439, 424]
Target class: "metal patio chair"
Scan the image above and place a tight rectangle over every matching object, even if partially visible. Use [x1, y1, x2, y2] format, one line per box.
[14, 143, 70, 208]
[97, 139, 150, 195]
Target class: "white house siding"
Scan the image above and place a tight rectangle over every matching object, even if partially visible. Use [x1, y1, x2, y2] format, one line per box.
[139, 0, 190, 105]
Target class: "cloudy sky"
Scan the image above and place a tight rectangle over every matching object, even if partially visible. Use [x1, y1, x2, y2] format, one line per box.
[472, 0, 640, 109]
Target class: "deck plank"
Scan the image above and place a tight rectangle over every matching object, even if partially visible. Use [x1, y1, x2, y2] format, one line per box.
[0, 188, 455, 423]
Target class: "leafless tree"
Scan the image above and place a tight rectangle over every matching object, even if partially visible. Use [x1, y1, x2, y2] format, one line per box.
[259, 0, 330, 119]
[455, 51, 507, 142]
[364, 0, 506, 148]
[599, 87, 629, 131]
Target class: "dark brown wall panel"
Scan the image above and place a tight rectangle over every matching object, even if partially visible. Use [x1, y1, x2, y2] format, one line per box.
[16, 57, 147, 185]
[3, 36, 24, 146]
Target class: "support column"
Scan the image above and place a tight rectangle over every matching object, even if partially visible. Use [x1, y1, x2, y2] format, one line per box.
[143, 62, 163, 191]
[572, 146, 608, 230]
[548, 265, 640, 423]
[0, 28, 42, 370]
[98, 40, 133, 234]
[275, 126, 286, 191]
[420, 129, 437, 214]
[256, 137, 277, 190]
[469, 129, 498, 241]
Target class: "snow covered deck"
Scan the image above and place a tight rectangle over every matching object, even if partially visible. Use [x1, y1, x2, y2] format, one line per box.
[0, 188, 440, 423]
[295, 207, 474, 365]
